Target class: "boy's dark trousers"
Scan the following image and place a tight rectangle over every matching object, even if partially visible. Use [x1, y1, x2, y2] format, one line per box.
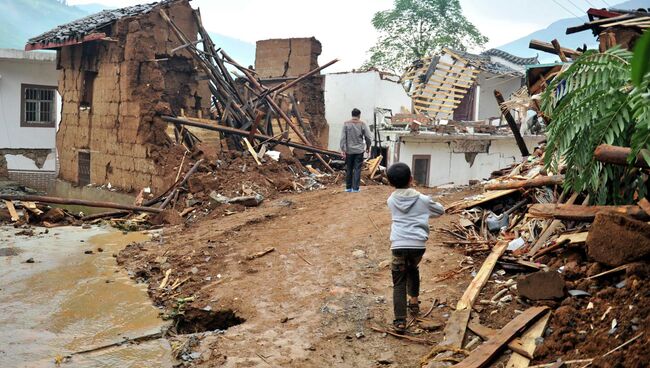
[345, 153, 364, 190]
[391, 248, 425, 321]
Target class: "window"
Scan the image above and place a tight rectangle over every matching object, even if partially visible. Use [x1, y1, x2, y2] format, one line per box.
[80, 71, 97, 109]
[412, 155, 431, 187]
[21, 84, 57, 127]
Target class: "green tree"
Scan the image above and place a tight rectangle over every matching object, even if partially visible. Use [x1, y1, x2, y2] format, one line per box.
[542, 46, 650, 205]
[363, 0, 487, 73]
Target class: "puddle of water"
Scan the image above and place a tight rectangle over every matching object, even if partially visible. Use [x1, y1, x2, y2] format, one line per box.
[0, 226, 173, 368]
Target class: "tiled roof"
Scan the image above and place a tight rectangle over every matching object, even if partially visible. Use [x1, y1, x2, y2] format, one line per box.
[482, 49, 539, 66]
[26, 0, 172, 48]
[448, 48, 538, 76]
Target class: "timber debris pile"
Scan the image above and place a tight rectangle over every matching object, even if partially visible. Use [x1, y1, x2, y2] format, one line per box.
[417, 145, 649, 367]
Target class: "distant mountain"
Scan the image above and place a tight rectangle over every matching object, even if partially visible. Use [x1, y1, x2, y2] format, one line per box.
[0, 0, 256, 67]
[0, 0, 87, 50]
[496, 0, 650, 63]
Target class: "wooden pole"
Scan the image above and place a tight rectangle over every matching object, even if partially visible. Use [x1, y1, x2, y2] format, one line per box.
[485, 175, 564, 190]
[159, 159, 204, 209]
[494, 89, 530, 157]
[161, 116, 344, 159]
[0, 195, 164, 213]
[220, 51, 336, 173]
[594, 144, 649, 168]
[528, 203, 649, 221]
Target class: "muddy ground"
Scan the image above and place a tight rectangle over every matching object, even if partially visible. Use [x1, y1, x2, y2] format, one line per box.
[118, 183, 649, 367]
[119, 185, 480, 367]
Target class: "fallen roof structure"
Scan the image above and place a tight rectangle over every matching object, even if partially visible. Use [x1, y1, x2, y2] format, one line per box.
[402, 48, 537, 120]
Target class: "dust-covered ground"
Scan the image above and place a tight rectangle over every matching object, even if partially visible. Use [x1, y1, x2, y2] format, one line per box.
[119, 185, 481, 367]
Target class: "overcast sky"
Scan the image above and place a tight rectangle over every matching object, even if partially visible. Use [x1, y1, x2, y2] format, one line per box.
[67, 0, 616, 71]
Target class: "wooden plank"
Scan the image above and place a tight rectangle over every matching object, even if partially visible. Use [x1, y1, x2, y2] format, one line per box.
[506, 312, 551, 368]
[527, 193, 579, 256]
[485, 175, 564, 190]
[416, 95, 463, 104]
[441, 308, 471, 348]
[457, 240, 509, 310]
[420, 84, 468, 94]
[428, 76, 473, 89]
[242, 137, 262, 165]
[414, 100, 458, 109]
[451, 307, 549, 368]
[438, 61, 480, 73]
[602, 16, 650, 27]
[528, 204, 649, 221]
[369, 155, 382, 178]
[5, 200, 19, 222]
[555, 232, 589, 244]
[466, 321, 533, 360]
[447, 189, 518, 213]
[442, 241, 509, 348]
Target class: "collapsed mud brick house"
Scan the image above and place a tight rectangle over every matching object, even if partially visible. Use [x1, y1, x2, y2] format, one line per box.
[25, 0, 209, 193]
[255, 38, 329, 148]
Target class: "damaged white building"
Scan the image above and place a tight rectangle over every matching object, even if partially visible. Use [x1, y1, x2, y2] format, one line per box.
[0, 49, 60, 190]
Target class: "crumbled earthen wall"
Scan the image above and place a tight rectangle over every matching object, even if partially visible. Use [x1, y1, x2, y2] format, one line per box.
[56, 0, 209, 193]
[255, 37, 329, 148]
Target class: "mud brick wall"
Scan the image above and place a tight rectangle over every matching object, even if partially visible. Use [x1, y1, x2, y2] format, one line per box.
[56, 0, 209, 193]
[255, 38, 329, 148]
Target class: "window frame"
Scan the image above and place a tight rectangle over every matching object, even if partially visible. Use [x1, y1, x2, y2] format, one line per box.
[412, 154, 431, 187]
[20, 84, 57, 128]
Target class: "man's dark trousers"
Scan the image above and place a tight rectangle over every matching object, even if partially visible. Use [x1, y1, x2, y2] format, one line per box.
[345, 153, 364, 190]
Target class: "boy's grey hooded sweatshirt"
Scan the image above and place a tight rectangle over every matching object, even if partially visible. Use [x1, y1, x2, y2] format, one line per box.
[387, 188, 445, 250]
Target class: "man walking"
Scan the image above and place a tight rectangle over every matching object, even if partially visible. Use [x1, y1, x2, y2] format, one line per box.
[340, 108, 372, 192]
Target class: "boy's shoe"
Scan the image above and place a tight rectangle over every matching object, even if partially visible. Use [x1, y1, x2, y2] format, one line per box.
[352, 188, 360, 193]
[344, 188, 352, 192]
[392, 319, 406, 334]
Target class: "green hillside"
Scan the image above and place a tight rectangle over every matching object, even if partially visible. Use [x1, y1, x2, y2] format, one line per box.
[0, 0, 89, 50]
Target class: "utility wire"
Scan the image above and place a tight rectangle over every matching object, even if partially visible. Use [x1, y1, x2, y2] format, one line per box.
[583, 0, 597, 8]
[566, 0, 587, 15]
[601, 0, 611, 7]
[551, 0, 582, 17]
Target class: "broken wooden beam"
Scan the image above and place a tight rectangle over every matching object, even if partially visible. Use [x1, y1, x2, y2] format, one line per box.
[551, 39, 568, 62]
[451, 307, 550, 368]
[594, 144, 649, 169]
[485, 175, 563, 190]
[528, 40, 582, 58]
[505, 311, 552, 368]
[466, 321, 533, 360]
[161, 115, 344, 159]
[494, 90, 530, 157]
[160, 159, 204, 209]
[0, 195, 164, 213]
[528, 203, 649, 221]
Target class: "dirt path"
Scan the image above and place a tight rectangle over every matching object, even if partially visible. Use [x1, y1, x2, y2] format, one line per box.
[120, 185, 479, 367]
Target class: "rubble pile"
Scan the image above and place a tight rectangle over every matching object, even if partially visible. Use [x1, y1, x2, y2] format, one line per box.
[420, 148, 650, 368]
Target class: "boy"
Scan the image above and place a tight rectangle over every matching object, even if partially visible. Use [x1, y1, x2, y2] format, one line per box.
[386, 162, 444, 333]
[340, 108, 372, 192]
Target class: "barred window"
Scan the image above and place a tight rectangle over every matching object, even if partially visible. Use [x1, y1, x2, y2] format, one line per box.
[21, 84, 57, 127]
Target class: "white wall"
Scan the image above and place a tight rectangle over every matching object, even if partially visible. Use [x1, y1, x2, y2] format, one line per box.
[385, 133, 543, 187]
[476, 72, 523, 120]
[324, 71, 411, 151]
[0, 50, 60, 171]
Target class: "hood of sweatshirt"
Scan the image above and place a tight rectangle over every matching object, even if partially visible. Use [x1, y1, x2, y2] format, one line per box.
[389, 188, 421, 213]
